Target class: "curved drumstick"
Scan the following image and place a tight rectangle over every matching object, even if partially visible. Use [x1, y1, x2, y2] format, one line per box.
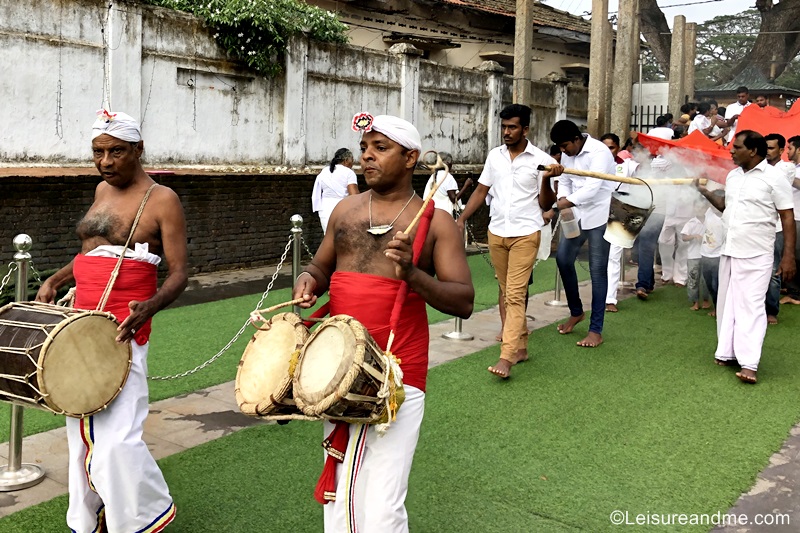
[250, 297, 306, 325]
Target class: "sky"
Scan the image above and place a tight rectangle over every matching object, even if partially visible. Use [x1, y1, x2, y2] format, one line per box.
[540, 0, 753, 26]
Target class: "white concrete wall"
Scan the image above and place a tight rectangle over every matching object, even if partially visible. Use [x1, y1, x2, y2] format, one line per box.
[0, 0, 585, 166]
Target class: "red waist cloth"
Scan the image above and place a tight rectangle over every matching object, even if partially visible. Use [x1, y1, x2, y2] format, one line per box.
[73, 254, 158, 345]
[329, 271, 429, 392]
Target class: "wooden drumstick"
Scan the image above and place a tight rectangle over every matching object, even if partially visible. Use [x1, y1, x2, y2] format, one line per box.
[538, 165, 707, 186]
[402, 153, 449, 235]
[252, 297, 306, 317]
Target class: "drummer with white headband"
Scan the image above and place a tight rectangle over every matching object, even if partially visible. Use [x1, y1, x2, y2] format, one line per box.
[294, 113, 474, 533]
[36, 109, 188, 533]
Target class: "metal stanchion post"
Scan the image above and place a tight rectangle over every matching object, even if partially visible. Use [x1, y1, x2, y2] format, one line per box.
[443, 218, 473, 340]
[291, 215, 303, 315]
[619, 248, 634, 288]
[545, 222, 568, 307]
[0, 234, 45, 491]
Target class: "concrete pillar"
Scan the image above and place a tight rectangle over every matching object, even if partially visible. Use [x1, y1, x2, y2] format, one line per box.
[553, 79, 570, 122]
[106, 1, 143, 117]
[630, 5, 640, 86]
[668, 15, 686, 116]
[479, 60, 506, 149]
[610, 0, 638, 139]
[513, 0, 536, 105]
[587, 0, 609, 138]
[603, 20, 614, 135]
[390, 43, 423, 125]
[684, 23, 697, 103]
[283, 35, 309, 166]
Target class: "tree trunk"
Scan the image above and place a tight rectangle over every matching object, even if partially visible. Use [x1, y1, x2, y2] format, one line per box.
[638, 0, 672, 76]
[728, 0, 800, 81]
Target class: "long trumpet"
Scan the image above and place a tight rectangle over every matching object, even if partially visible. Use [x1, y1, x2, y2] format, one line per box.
[538, 165, 707, 186]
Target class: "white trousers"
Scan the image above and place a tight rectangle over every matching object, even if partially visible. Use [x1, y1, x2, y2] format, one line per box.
[323, 385, 425, 533]
[658, 220, 690, 284]
[606, 244, 624, 305]
[66, 341, 175, 533]
[715, 254, 773, 370]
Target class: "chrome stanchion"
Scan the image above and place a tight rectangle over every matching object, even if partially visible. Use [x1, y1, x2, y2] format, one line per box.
[0, 235, 45, 491]
[619, 248, 634, 288]
[443, 221, 474, 341]
[544, 221, 568, 307]
[291, 215, 303, 315]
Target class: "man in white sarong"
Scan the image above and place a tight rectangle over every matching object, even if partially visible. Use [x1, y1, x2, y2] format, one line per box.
[37, 110, 188, 532]
[696, 130, 795, 384]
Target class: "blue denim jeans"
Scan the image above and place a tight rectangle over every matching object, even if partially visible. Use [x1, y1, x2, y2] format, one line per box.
[765, 231, 784, 317]
[556, 224, 610, 334]
[635, 213, 665, 292]
[700, 256, 720, 307]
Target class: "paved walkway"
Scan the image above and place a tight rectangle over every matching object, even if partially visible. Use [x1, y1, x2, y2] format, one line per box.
[0, 267, 797, 532]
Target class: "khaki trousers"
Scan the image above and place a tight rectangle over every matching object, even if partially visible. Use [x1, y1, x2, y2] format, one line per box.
[488, 230, 540, 362]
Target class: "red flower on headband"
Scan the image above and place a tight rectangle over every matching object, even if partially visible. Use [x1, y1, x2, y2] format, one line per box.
[352, 112, 374, 132]
[96, 109, 117, 123]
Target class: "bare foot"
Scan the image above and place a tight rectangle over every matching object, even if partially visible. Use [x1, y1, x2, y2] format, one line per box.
[714, 358, 738, 367]
[557, 313, 585, 334]
[768, 315, 778, 325]
[690, 303, 699, 310]
[736, 368, 758, 384]
[635, 288, 648, 300]
[514, 349, 529, 363]
[701, 301, 710, 309]
[495, 333, 503, 342]
[488, 358, 513, 379]
[674, 283, 686, 288]
[708, 311, 716, 317]
[577, 332, 603, 348]
[780, 296, 800, 305]
[605, 303, 618, 313]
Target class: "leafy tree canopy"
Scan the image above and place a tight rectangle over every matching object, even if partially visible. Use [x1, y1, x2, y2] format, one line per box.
[147, 0, 348, 76]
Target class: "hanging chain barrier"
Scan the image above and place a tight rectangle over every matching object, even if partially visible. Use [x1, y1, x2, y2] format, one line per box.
[301, 236, 315, 261]
[149, 236, 295, 381]
[0, 263, 18, 295]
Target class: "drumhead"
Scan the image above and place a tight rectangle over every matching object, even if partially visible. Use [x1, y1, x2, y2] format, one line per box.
[296, 319, 354, 400]
[39, 312, 131, 417]
[236, 313, 309, 416]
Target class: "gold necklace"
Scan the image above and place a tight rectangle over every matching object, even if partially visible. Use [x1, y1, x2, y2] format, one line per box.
[367, 191, 416, 235]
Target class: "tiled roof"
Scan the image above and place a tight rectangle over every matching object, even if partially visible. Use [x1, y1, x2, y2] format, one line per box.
[697, 66, 800, 96]
[440, 0, 593, 35]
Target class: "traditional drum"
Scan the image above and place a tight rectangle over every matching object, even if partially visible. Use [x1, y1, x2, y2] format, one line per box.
[0, 301, 131, 417]
[293, 315, 404, 424]
[235, 312, 315, 420]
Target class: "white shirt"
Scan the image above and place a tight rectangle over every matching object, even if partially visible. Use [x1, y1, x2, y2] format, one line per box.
[423, 170, 458, 213]
[795, 165, 800, 221]
[721, 158, 794, 258]
[681, 217, 705, 260]
[311, 164, 358, 213]
[701, 208, 724, 258]
[688, 114, 711, 136]
[558, 134, 616, 230]
[648, 127, 674, 141]
[478, 140, 556, 238]
[771, 161, 796, 231]
[724, 101, 750, 143]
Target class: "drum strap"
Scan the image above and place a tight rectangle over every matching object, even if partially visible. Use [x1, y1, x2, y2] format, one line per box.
[96, 184, 158, 312]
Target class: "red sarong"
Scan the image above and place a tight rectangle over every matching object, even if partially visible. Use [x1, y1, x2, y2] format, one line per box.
[73, 254, 158, 345]
[329, 272, 429, 392]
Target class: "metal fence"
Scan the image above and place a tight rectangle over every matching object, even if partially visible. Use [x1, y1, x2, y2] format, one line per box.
[631, 105, 670, 133]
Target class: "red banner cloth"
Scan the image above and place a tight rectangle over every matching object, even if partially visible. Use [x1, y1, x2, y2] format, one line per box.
[637, 130, 736, 184]
[73, 254, 158, 345]
[736, 104, 800, 160]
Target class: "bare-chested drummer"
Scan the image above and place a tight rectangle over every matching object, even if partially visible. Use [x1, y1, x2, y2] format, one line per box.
[36, 110, 187, 533]
[292, 114, 474, 532]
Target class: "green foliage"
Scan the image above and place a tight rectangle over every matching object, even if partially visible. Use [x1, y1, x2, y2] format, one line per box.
[641, 47, 666, 82]
[147, 0, 348, 76]
[694, 10, 760, 89]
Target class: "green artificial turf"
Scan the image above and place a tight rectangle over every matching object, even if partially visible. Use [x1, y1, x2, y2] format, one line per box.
[0, 254, 564, 442]
[2, 286, 800, 532]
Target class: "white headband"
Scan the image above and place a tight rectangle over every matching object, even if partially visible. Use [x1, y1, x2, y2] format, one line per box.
[370, 115, 422, 153]
[92, 109, 142, 143]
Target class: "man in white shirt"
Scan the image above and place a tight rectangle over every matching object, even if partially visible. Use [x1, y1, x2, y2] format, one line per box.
[763, 134, 796, 323]
[458, 104, 561, 378]
[550, 120, 615, 348]
[696, 130, 795, 384]
[780, 135, 800, 306]
[722, 86, 751, 144]
[423, 151, 459, 215]
[648, 115, 675, 141]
